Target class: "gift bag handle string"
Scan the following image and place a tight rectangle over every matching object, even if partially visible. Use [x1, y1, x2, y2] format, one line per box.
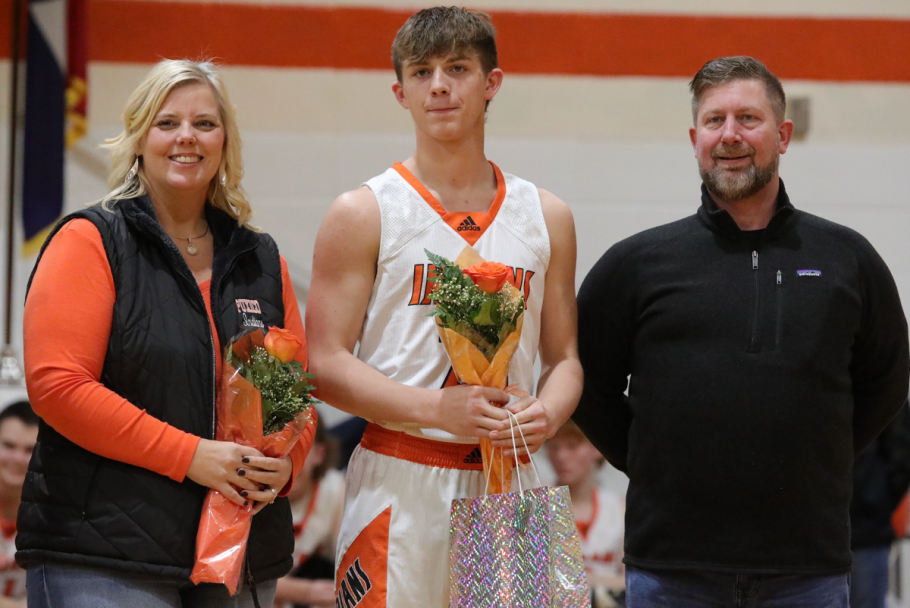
[504, 385, 542, 488]
[483, 409, 542, 497]
[507, 410, 543, 494]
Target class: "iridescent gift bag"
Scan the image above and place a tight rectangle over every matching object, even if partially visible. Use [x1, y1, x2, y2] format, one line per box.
[449, 414, 589, 606]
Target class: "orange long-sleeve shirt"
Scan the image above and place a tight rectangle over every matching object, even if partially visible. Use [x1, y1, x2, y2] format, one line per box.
[24, 218, 312, 492]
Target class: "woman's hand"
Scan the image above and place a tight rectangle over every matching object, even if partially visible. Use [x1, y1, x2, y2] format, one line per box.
[185, 439, 265, 507]
[236, 454, 294, 514]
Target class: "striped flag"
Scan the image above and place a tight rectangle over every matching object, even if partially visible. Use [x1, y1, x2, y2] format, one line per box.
[66, 0, 87, 148]
[21, 0, 87, 256]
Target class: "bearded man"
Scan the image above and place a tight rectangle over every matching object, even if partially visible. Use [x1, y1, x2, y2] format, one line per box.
[574, 56, 909, 608]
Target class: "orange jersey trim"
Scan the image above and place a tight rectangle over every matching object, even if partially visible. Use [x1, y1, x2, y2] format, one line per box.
[0, 514, 14, 541]
[293, 481, 321, 567]
[361, 423, 484, 471]
[410, 263, 532, 310]
[293, 481, 321, 539]
[407, 265, 423, 306]
[575, 488, 598, 541]
[391, 162, 506, 247]
[893, 494, 909, 537]
[336, 506, 390, 608]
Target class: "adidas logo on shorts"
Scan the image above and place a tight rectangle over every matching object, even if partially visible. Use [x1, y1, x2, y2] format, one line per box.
[463, 447, 483, 464]
[457, 216, 481, 232]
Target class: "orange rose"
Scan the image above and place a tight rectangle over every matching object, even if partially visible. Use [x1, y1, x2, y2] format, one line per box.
[463, 261, 510, 294]
[263, 327, 302, 363]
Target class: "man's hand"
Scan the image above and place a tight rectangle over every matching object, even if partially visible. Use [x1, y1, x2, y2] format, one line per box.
[430, 385, 511, 438]
[490, 394, 554, 456]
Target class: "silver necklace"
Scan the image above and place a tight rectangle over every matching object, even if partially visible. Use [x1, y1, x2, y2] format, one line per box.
[167, 223, 209, 256]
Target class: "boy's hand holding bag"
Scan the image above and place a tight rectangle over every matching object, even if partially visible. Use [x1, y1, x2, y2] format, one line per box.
[449, 411, 590, 607]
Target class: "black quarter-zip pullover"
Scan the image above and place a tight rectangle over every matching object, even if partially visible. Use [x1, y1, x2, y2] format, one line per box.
[574, 180, 909, 574]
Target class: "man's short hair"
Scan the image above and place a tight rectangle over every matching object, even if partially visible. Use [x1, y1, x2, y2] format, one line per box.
[689, 56, 786, 124]
[392, 7, 498, 82]
[0, 400, 39, 427]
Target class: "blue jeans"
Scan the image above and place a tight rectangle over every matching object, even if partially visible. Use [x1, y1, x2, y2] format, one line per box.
[626, 565, 850, 608]
[850, 546, 890, 608]
[26, 563, 278, 608]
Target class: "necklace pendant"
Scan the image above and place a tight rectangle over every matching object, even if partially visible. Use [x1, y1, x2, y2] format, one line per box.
[167, 224, 208, 256]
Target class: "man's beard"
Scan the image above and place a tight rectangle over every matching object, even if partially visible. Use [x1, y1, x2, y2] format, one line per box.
[700, 145, 778, 202]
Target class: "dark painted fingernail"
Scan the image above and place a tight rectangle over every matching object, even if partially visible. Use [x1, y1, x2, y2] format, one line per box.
[243, 500, 249, 506]
[240, 491, 248, 497]
[238, 469, 246, 477]
[241, 457, 250, 464]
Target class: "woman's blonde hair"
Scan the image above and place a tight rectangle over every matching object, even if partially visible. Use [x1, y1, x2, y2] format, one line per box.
[101, 59, 254, 228]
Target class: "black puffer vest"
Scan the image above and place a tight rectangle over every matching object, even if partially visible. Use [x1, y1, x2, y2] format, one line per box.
[17, 196, 295, 583]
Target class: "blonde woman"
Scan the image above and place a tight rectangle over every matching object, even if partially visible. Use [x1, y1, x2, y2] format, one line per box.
[21, 59, 315, 607]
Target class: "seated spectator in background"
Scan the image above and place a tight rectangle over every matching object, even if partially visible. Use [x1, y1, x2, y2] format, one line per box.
[850, 399, 910, 608]
[0, 401, 38, 606]
[273, 413, 344, 608]
[546, 420, 625, 607]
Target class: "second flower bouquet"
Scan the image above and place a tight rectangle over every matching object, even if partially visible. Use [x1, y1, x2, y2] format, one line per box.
[190, 327, 317, 594]
[426, 246, 525, 494]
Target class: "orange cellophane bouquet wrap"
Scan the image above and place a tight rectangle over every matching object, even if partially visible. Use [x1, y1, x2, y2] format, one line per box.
[428, 246, 525, 494]
[190, 328, 316, 595]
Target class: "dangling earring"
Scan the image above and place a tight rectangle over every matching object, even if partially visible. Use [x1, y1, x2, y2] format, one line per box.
[125, 157, 139, 183]
[220, 172, 227, 188]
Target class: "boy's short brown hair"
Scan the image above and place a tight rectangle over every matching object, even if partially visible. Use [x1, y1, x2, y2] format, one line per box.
[392, 7, 498, 82]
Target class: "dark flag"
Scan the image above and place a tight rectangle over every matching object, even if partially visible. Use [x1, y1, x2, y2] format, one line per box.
[21, 0, 86, 256]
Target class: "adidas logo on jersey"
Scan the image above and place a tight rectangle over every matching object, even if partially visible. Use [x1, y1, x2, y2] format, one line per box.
[457, 216, 481, 232]
[336, 558, 372, 608]
[463, 447, 483, 464]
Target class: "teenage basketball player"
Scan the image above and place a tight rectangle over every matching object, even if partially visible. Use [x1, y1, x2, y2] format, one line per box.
[305, 8, 583, 606]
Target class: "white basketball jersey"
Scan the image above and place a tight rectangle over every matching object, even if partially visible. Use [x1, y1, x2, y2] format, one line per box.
[290, 469, 345, 567]
[579, 489, 625, 580]
[358, 162, 550, 443]
[0, 517, 25, 600]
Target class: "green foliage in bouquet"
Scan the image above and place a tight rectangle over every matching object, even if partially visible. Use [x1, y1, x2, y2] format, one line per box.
[228, 346, 317, 435]
[425, 250, 524, 361]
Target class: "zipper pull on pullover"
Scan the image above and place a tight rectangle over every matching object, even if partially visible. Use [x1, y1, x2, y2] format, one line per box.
[752, 251, 759, 270]
[777, 270, 782, 285]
